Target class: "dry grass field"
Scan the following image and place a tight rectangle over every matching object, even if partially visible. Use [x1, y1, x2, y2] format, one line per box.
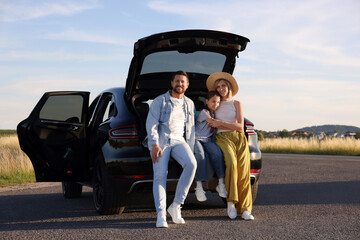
[259, 137, 360, 156]
[0, 134, 35, 186]
[1, 133, 359, 187]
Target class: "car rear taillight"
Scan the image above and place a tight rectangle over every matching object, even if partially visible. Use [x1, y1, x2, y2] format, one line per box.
[115, 175, 148, 179]
[250, 169, 261, 174]
[245, 121, 256, 135]
[109, 125, 138, 139]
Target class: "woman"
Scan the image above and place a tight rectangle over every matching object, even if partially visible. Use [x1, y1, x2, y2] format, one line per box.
[206, 72, 254, 220]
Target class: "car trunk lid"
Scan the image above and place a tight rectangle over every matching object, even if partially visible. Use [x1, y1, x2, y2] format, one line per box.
[125, 29, 250, 102]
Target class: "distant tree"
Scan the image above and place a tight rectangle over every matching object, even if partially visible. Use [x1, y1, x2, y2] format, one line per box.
[262, 131, 273, 138]
[278, 129, 291, 138]
[295, 132, 306, 138]
[309, 132, 315, 138]
[257, 132, 264, 141]
[356, 132, 360, 140]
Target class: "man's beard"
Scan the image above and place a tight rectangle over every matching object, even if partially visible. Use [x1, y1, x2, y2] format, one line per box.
[172, 86, 184, 94]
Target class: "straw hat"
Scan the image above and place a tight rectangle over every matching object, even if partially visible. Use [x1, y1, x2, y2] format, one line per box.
[206, 72, 239, 96]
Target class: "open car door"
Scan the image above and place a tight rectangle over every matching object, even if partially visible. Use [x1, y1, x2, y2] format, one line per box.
[17, 91, 90, 182]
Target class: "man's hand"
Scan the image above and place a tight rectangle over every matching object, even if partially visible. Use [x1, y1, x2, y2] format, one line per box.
[151, 144, 163, 164]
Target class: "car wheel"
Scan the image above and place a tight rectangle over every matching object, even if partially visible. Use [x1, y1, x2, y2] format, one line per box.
[93, 155, 126, 215]
[62, 182, 82, 198]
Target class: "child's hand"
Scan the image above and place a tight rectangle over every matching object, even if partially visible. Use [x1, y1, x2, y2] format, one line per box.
[206, 118, 219, 127]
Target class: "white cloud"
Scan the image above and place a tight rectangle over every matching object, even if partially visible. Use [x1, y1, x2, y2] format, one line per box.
[0, 50, 130, 62]
[4, 76, 119, 96]
[0, 74, 126, 129]
[234, 76, 360, 131]
[0, 36, 23, 49]
[148, 0, 360, 68]
[147, 1, 234, 30]
[148, 0, 360, 130]
[283, 45, 360, 68]
[1, 0, 359, 131]
[44, 29, 132, 46]
[148, 1, 214, 16]
[0, 0, 100, 22]
[238, 77, 355, 88]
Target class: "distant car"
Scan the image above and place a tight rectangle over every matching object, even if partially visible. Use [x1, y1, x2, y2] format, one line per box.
[17, 30, 262, 215]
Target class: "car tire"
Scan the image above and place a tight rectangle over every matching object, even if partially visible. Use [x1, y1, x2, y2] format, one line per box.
[62, 182, 83, 198]
[93, 155, 126, 215]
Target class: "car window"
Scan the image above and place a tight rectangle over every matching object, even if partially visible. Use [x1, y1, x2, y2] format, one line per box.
[140, 51, 226, 75]
[39, 95, 83, 123]
[87, 96, 100, 124]
[101, 95, 116, 123]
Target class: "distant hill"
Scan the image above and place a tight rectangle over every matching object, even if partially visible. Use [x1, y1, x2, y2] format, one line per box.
[296, 125, 360, 133]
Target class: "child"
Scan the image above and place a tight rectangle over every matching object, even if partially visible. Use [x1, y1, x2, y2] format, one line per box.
[194, 91, 227, 201]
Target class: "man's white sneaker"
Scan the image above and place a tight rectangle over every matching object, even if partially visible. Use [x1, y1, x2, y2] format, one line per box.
[156, 212, 168, 228]
[241, 210, 254, 221]
[216, 183, 227, 198]
[195, 188, 207, 202]
[167, 203, 185, 224]
[227, 202, 237, 219]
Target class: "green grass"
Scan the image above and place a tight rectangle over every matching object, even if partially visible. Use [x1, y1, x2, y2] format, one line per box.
[0, 171, 36, 187]
[0, 130, 17, 136]
[0, 134, 36, 187]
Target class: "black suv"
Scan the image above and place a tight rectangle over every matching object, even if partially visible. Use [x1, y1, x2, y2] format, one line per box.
[17, 30, 262, 215]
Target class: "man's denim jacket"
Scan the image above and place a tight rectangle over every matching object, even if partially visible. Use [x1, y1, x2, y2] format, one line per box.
[145, 90, 195, 152]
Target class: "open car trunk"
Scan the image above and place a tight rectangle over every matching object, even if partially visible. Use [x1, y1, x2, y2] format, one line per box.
[125, 30, 250, 102]
[124, 30, 250, 143]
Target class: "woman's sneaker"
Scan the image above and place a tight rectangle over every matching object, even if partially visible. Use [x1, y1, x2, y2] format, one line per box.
[195, 188, 207, 202]
[241, 210, 254, 221]
[216, 183, 227, 198]
[227, 202, 237, 219]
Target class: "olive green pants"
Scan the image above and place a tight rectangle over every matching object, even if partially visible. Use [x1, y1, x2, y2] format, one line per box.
[216, 131, 252, 213]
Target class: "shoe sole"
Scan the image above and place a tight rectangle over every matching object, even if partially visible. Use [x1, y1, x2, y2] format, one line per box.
[242, 216, 254, 221]
[156, 224, 168, 228]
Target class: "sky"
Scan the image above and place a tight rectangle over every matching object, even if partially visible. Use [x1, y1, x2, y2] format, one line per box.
[0, 0, 359, 132]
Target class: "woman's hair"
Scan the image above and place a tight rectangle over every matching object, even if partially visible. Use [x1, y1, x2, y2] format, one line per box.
[214, 79, 232, 97]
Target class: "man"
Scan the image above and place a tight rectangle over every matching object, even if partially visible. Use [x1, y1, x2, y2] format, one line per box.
[146, 70, 197, 228]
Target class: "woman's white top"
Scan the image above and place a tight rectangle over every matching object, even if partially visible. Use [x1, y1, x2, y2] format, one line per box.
[214, 99, 236, 133]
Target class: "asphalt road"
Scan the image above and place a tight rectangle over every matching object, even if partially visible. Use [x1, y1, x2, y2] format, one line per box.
[1, 153, 359, 239]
